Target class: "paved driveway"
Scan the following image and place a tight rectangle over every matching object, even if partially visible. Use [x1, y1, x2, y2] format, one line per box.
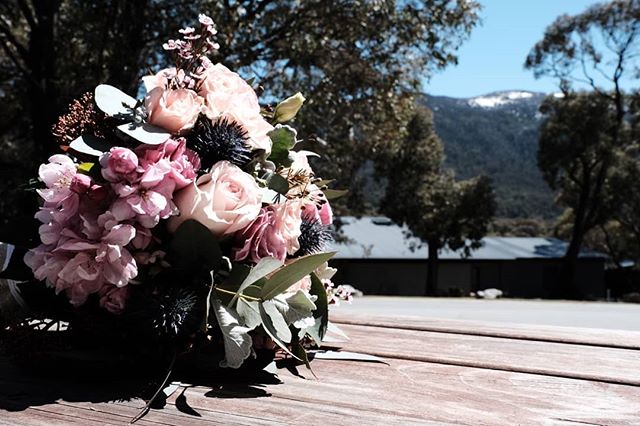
[338, 296, 640, 331]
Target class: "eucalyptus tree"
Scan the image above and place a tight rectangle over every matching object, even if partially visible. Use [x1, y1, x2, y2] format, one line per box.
[382, 106, 495, 296]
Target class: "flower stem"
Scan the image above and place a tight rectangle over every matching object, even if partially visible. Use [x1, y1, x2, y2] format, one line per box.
[214, 287, 260, 301]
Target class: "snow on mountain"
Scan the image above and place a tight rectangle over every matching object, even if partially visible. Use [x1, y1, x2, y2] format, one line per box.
[468, 91, 536, 108]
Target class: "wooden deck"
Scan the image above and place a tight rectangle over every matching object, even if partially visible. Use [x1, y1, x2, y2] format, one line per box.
[1, 313, 639, 425]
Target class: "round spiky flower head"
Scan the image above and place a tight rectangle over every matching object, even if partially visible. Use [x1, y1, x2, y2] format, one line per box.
[186, 115, 252, 169]
[295, 218, 333, 257]
[152, 286, 204, 340]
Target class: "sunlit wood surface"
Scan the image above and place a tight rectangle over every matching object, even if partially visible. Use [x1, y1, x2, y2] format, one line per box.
[1, 313, 639, 425]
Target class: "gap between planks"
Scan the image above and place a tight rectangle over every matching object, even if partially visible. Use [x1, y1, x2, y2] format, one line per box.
[331, 315, 640, 351]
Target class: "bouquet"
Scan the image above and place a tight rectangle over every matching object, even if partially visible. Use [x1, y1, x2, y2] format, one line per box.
[0, 14, 351, 378]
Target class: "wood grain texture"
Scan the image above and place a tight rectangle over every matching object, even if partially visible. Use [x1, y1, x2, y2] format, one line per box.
[1, 314, 639, 425]
[330, 323, 640, 386]
[332, 313, 640, 350]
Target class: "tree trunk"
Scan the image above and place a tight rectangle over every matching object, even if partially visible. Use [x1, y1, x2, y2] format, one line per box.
[426, 239, 439, 296]
[561, 209, 587, 299]
[28, 0, 61, 160]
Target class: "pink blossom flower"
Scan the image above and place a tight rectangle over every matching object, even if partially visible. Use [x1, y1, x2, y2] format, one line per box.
[100, 140, 199, 228]
[145, 87, 203, 134]
[37, 154, 77, 203]
[131, 225, 153, 250]
[137, 138, 199, 190]
[27, 212, 139, 307]
[294, 183, 334, 227]
[99, 285, 131, 314]
[318, 200, 333, 226]
[36, 155, 92, 222]
[134, 250, 165, 265]
[169, 161, 261, 237]
[70, 174, 92, 194]
[179, 26, 195, 35]
[101, 147, 139, 183]
[24, 248, 67, 288]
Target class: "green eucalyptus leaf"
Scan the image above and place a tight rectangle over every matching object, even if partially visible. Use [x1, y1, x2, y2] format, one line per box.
[69, 135, 113, 157]
[169, 219, 222, 273]
[267, 173, 290, 195]
[314, 179, 335, 188]
[267, 125, 297, 167]
[311, 350, 388, 364]
[260, 252, 336, 300]
[237, 299, 261, 329]
[261, 300, 292, 342]
[259, 303, 300, 360]
[219, 263, 251, 293]
[95, 84, 136, 116]
[307, 272, 329, 346]
[116, 122, 171, 145]
[242, 279, 266, 299]
[293, 342, 314, 372]
[327, 321, 350, 341]
[229, 257, 283, 307]
[278, 290, 317, 329]
[323, 188, 349, 200]
[211, 297, 253, 369]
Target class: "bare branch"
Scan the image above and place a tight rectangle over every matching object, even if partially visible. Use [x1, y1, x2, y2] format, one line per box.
[16, 0, 37, 29]
[0, 15, 29, 60]
[0, 38, 31, 80]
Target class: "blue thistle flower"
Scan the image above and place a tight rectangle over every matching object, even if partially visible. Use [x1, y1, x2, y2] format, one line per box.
[187, 115, 252, 169]
[295, 218, 333, 257]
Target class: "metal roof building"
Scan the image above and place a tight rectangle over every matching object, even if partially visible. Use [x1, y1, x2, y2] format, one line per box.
[331, 217, 606, 299]
[333, 216, 606, 260]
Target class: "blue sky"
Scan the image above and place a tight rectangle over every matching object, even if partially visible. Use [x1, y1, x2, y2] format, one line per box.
[424, 0, 603, 98]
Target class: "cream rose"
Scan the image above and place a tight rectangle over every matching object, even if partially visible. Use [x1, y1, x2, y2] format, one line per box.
[145, 87, 203, 134]
[274, 92, 306, 123]
[168, 161, 261, 237]
[199, 63, 273, 153]
[141, 67, 176, 92]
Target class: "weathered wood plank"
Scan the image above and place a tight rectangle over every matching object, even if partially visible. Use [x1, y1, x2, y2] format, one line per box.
[159, 357, 640, 425]
[331, 323, 640, 386]
[2, 314, 640, 425]
[332, 313, 640, 350]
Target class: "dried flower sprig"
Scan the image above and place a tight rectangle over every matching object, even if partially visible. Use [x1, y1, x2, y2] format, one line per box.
[162, 13, 220, 90]
[51, 93, 113, 145]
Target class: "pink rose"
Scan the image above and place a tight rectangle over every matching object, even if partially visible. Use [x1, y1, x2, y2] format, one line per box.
[168, 161, 261, 237]
[233, 200, 303, 263]
[142, 67, 176, 92]
[232, 205, 285, 262]
[199, 64, 273, 153]
[276, 199, 303, 255]
[199, 64, 252, 98]
[145, 87, 203, 134]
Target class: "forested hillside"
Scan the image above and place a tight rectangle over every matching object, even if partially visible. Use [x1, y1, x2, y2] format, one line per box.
[422, 91, 558, 218]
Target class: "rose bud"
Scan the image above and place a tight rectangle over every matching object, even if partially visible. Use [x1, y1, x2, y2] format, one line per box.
[273, 92, 306, 123]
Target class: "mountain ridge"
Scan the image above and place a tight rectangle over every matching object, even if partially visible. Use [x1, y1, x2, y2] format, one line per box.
[420, 90, 558, 218]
